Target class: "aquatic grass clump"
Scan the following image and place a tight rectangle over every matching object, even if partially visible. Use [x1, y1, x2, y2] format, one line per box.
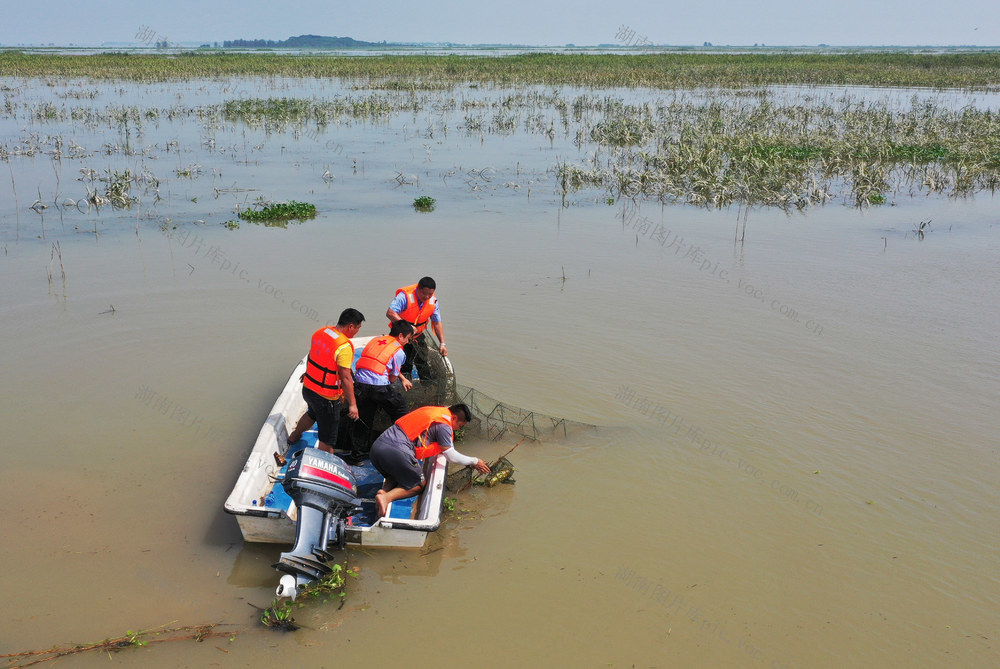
[237, 200, 317, 226]
[413, 195, 436, 212]
[558, 94, 1000, 208]
[221, 94, 402, 128]
[81, 169, 137, 208]
[222, 97, 312, 122]
[556, 161, 609, 192]
[590, 118, 656, 146]
[366, 79, 453, 91]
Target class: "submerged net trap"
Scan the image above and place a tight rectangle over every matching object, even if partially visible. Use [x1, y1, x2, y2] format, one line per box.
[405, 331, 594, 442]
[455, 383, 595, 442]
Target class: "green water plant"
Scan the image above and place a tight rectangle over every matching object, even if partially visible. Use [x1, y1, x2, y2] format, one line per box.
[260, 600, 297, 630]
[237, 200, 316, 226]
[413, 195, 436, 212]
[260, 562, 357, 631]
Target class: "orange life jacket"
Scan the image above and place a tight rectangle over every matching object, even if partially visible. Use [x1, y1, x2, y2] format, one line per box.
[302, 327, 354, 400]
[390, 283, 437, 335]
[355, 335, 403, 378]
[395, 406, 453, 459]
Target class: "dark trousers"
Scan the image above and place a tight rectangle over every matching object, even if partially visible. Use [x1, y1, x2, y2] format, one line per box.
[302, 386, 342, 447]
[351, 381, 409, 455]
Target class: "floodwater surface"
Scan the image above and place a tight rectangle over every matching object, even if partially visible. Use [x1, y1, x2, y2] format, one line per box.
[1, 76, 998, 668]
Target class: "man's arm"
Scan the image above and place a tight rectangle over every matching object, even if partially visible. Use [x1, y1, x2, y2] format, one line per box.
[388, 372, 413, 391]
[432, 321, 447, 357]
[387, 348, 412, 391]
[440, 446, 490, 473]
[429, 424, 487, 473]
[386, 293, 407, 325]
[338, 365, 358, 420]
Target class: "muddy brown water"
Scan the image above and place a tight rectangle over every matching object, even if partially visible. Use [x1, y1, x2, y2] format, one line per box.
[1, 77, 998, 667]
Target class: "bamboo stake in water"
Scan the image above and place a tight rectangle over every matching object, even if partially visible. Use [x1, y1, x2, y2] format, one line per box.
[7, 161, 20, 237]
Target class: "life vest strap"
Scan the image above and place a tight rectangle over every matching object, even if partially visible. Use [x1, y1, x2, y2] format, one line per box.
[305, 356, 341, 389]
[306, 356, 337, 377]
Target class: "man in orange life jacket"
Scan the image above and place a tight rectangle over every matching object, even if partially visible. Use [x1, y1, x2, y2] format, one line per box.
[386, 277, 446, 379]
[343, 320, 415, 465]
[300, 308, 364, 454]
[369, 403, 490, 519]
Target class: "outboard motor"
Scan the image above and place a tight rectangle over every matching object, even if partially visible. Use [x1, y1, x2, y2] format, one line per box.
[273, 447, 360, 600]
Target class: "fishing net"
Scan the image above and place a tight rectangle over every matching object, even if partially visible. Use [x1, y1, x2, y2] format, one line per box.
[454, 383, 594, 442]
[482, 456, 516, 486]
[367, 330, 594, 444]
[446, 456, 516, 493]
[401, 332, 594, 494]
[401, 331, 458, 409]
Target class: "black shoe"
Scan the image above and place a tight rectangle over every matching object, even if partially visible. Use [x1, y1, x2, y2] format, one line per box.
[341, 452, 368, 466]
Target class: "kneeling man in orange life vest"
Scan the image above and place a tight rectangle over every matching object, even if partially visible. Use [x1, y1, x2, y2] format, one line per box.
[369, 403, 490, 518]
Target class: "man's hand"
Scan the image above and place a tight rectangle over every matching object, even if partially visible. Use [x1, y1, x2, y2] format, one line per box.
[401, 377, 413, 391]
[439, 342, 448, 357]
[348, 405, 359, 420]
[473, 458, 491, 474]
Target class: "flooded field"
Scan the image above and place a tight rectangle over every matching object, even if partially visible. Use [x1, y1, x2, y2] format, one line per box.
[1, 73, 998, 668]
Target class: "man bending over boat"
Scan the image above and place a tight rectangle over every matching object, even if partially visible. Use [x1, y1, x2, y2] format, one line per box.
[300, 308, 364, 454]
[343, 320, 416, 465]
[370, 403, 490, 519]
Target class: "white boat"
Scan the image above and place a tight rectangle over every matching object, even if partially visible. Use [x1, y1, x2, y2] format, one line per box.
[224, 336, 453, 549]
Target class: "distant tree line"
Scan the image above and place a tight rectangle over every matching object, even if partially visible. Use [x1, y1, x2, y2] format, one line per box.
[222, 34, 388, 48]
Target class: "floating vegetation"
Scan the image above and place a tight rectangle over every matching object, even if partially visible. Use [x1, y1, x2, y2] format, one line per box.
[260, 562, 357, 630]
[413, 195, 436, 212]
[259, 600, 297, 631]
[237, 200, 317, 226]
[0, 623, 238, 667]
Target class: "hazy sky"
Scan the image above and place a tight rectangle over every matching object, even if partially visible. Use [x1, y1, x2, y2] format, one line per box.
[2, 0, 998, 47]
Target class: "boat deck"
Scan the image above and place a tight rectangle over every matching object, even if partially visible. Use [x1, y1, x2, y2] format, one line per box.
[262, 429, 419, 528]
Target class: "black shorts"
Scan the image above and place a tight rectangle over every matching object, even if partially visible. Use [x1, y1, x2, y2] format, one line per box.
[302, 386, 342, 446]
[369, 427, 424, 491]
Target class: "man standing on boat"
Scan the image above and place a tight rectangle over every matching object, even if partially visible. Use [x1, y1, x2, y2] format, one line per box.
[386, 277, 447, 379]
[343, 320, 415, 465]
[301, 308, 364, 454]
[370, 404, 490, 519]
